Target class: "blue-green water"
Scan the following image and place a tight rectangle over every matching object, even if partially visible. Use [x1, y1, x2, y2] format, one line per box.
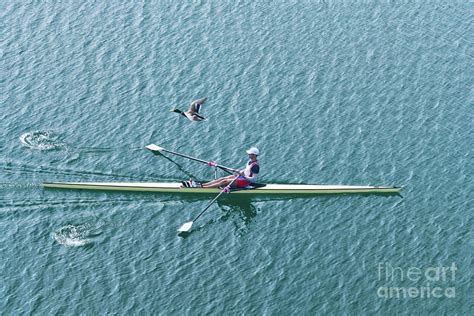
[1, 1, 472, 314]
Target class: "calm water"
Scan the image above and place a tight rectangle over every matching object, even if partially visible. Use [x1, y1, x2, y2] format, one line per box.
[1, 1, 472, 314]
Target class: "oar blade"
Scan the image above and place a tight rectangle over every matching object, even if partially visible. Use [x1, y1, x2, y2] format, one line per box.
[146, 144, 164, 154]
[177, 221, 193, 233]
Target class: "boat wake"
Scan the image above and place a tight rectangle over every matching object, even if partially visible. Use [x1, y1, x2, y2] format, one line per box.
[20, 130, 65, 151]
[52, 224, 102, 247]
[1, 159, 161, 182]
[0, 182, 39, 190]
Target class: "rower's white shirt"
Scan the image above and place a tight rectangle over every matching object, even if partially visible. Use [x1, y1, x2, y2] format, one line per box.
[241, 159, 259, 182]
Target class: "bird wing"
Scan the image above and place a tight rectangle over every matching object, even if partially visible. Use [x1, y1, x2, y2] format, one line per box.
[188, 97, 207, 113]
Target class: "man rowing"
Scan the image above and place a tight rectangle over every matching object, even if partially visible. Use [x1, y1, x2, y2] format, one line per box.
[182, 147, 260, 189]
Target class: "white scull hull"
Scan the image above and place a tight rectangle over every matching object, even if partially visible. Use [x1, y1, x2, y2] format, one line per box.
[43, 182, 401, 194]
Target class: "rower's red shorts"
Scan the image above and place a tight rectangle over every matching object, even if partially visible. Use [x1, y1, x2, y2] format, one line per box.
[234, 176, 251, 188]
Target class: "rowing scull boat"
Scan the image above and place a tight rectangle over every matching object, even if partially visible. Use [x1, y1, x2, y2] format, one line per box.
[43, 145, 401, 195]
[42, 182, 401, 194]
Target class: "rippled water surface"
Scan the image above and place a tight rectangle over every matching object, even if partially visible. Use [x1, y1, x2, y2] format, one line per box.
[1, 1, 472, 314]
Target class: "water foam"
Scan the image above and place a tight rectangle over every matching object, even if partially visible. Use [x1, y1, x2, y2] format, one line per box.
[19, 130, 65, 150]
[52, 224, 98, 247]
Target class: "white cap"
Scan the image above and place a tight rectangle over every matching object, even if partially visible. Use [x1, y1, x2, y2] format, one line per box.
[246, 147, 259, 155]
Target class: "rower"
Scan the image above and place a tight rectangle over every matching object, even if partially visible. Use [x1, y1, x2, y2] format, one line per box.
[183, 147, 260, 189]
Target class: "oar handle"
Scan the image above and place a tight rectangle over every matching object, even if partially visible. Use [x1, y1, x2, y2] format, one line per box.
[208, 161, 239, 173]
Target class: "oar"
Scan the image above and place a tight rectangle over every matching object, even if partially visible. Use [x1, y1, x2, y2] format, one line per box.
[146, 144, 236, 174]
[177, 175, 239, 234]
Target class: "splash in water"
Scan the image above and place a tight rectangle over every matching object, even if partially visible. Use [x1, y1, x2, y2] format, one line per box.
[19, 130, 65, 150]
[52, 224, 99, 247]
